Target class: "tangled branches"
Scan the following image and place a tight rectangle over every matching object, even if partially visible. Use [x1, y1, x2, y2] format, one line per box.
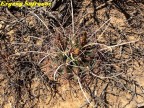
[0, 0, 144, 108]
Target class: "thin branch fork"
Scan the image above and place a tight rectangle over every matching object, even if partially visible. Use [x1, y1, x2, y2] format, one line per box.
[83, 40, 139, 51]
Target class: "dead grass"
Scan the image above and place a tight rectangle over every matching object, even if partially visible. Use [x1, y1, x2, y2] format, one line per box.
[0, 0, 144, 108]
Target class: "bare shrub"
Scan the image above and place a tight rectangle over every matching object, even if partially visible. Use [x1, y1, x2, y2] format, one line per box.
[0, 0, 144, 108]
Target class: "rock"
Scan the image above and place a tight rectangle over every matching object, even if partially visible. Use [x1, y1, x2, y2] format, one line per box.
[0, 24, 2, 29]
[0, 21, 4, 29]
